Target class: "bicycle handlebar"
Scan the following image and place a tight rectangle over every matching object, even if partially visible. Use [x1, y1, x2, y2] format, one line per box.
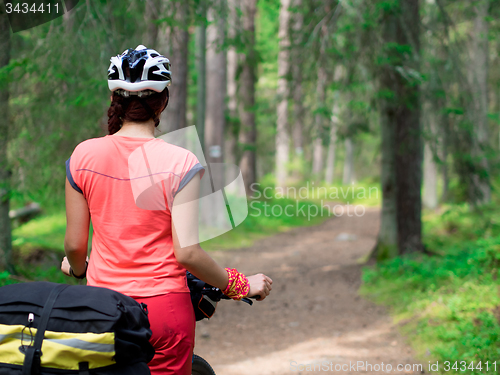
[220, 294, 259, 305]
[186, 271, 261, 306]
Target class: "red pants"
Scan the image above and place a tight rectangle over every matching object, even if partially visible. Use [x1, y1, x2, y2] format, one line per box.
[134, 292, 195, 375]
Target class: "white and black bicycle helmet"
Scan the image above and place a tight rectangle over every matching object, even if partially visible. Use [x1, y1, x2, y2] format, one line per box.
[107, 45, 171, 97]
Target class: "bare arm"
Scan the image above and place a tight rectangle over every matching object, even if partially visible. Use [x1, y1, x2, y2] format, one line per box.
[171, 172, 229, 289]
[61, 178, 89, 277]
[172, 173, 272, 300]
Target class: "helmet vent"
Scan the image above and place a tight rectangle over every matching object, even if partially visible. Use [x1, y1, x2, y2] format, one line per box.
[121, 60, 130, 81]
[108, 65, 119, 80]
[108, 45, 172, 92]
[148, 66, 159, 81]
[130, 59, 146, 83]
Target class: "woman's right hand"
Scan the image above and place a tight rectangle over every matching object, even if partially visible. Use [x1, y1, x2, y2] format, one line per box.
[247, 273, 273, 301]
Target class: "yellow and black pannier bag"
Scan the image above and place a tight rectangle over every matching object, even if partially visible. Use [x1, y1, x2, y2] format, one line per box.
[0, 282, 155, 375]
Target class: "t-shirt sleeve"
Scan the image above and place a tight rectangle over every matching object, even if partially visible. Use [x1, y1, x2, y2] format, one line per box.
[65, 148, 83, 195]
[172, 152, 205, 197]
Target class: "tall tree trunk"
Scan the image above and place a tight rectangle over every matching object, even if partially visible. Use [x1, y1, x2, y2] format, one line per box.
[371, 0, 423, 260]
[437, 88, 449, 203]
[0, 8, 13, 273]
[63, 2, 75, 33]
[291, 0, 304, 159]
[312, 65, 326, 180]
[225, 0, 239, 180]
[371, 109, 398, 260]
[275, 0, 291, 189]
[394, 0, 423, 254]
[159, 0, 190, 133]
[196, 2, 207, 151]
[144, 0, 160, 46]
[238, 0, 257, 195]
[441, 112, 449, 202]
[423, 103, 438, 209]
[312, 23, 328, 181]
[497, 81, 500, 151]
[423, 144, 438, 209]
[205, 0, 227, 191]
[325, 98, 339, 185]
[342, 137, 354, 185]
[467, 0, 490, 205]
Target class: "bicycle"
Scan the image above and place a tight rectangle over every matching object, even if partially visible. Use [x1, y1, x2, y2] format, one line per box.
[187, 272, 255, 375]
[192, 354, 216, 375]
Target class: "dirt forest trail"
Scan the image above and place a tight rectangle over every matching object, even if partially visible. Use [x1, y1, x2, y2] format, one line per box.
[194, 207, 426, 375]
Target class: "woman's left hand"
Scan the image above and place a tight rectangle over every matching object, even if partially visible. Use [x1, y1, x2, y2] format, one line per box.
[61, 256, 88, 277]
[61, 256, 71, 276]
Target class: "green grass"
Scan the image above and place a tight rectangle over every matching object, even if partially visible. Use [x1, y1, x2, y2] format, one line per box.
[361, 204, 500, 373]
[255, 174, 382, 207]
[12, 212, 67, 254]
[306, 181, 381, 206]
[1, 212, 91, 287]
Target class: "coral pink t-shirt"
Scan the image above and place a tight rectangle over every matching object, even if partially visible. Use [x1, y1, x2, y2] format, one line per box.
[66, 135, 205, 297]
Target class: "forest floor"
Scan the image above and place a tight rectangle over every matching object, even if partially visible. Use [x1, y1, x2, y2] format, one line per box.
[194, 207, 426, 375]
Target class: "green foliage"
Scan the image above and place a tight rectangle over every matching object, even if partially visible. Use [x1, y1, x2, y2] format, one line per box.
[253, 0, 280, 177]
[376, 0, 400, 13]
[361, 205, 500, 372]
[0, 271, 16, 287]
[423, 204, 500, 249]
[6, 1, 157, 209]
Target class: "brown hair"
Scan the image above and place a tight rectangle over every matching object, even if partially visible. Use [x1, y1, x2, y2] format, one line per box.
[107, 88, 169, 135]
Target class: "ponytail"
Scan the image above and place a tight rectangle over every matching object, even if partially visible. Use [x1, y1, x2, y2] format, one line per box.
[107, 94, 129, 135]
[107, 89, 169, 135]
